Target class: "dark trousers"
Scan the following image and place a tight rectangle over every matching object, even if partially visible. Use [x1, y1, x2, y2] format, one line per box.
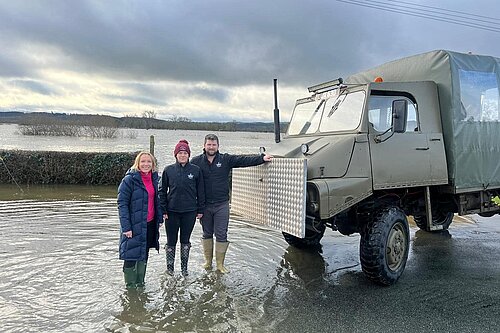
[201, 201, 230, 242]
[123, 220, 156, 268]
[165, 211, 197, 246]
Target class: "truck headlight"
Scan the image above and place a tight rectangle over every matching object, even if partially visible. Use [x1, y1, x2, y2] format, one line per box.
[301, 144, 309, 154]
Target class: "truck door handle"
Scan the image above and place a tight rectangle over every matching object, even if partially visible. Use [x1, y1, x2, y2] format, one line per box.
[416, 147, 429, 150]
[430, 138, 441, 141]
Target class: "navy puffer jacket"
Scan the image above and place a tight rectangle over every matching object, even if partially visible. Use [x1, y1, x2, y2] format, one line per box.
[117, 169, 162, 261]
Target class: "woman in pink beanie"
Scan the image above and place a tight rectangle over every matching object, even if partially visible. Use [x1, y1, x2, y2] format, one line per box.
[158, 139, 205, 276]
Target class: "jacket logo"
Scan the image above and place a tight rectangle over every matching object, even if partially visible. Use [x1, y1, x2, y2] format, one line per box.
[216, 162, 222, 168]
[188, 173, 194, 179]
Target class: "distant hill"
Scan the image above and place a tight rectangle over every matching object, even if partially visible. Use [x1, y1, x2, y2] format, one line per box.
[0, 111, 26, 123]
[0, 111, 288, 133]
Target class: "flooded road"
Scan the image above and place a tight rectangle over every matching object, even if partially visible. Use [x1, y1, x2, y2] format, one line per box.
[1, 189, 500, 332]
[1, 123, 500, 332]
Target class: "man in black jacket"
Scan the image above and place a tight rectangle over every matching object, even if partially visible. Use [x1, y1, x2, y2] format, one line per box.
[191, 133, 272, 273]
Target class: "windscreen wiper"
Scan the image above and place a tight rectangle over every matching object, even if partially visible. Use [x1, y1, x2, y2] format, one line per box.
[327, 93, 347, 117]
[299, 99, 325, 134]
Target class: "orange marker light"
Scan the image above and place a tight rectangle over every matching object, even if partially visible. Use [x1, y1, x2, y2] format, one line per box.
[374, 77, 384, 82]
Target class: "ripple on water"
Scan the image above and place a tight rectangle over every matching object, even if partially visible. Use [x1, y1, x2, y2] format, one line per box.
[1, 199, 299, 332]
[4, 197, 499, 332]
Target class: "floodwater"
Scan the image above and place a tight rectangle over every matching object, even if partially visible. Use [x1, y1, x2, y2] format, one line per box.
[0, 124, 272, 170]
[1, 189, 500, 333]
[1, 124, 500, 332]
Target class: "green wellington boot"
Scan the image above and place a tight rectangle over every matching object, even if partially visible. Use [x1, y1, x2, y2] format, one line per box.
[123, 265, 138, 289]
[135, 261, 147, 288]
[202, 238, 214, 270]
[215, 241, 230, 274]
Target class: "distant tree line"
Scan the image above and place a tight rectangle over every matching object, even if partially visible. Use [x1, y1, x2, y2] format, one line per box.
[17, 113, 121, 138]
[1, 111, 288, 135]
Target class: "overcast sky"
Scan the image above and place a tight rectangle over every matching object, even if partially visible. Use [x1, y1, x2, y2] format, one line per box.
[0, 0, 499, 122]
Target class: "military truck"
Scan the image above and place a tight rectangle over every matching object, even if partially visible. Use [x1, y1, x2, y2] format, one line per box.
[231, 50, 500, 285]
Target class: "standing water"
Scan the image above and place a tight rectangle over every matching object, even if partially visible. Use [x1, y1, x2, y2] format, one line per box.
[1, 124, 500, 332]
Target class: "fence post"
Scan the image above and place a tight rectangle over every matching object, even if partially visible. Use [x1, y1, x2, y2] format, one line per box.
[150, 135, 155, 155]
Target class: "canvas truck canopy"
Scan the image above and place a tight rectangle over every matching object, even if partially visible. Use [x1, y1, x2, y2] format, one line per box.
[346, 50, 500, 192]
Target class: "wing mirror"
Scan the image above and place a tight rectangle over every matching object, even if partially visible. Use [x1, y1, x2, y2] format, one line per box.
[392, 99, 408, 133]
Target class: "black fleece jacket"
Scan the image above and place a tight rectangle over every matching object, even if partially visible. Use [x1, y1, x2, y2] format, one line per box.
[159, 161, 205, 214]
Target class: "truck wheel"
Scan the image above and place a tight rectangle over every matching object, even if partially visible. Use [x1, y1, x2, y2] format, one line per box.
[282, 223, 326, 249]
[360, 207, 409, 285]
[413, 211, 453, 231]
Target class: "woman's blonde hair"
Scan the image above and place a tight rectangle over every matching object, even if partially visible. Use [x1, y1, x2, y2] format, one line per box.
[131, 151, 157, 172]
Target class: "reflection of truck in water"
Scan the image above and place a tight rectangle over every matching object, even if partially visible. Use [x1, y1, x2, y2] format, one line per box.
[232, 50, 500, 285]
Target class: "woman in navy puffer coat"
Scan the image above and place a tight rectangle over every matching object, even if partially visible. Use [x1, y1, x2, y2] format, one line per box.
[117, 151, 163, 289]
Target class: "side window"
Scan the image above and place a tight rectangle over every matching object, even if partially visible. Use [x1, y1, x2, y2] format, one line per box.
[406, 104, 418, 131]
[368, 95, 418, 132]
[459, 70, 499, 122]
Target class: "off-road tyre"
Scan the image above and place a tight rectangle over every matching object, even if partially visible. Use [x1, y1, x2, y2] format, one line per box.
[413, 211, 453, 231]
[282, 223, 326, 249]
[360, 206, 410, 286]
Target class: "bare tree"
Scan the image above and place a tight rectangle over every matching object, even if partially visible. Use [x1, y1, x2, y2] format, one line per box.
[18, 113, 119, 138]
[169, 115, 192, 122]
[84, 117, 119, 138]
[142, 110, 157, 119]
[142, 110, 157, 129]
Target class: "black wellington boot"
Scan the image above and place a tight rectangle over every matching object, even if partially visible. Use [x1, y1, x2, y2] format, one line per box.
[180, 243, 191, 276]
[166, 245, 176, 275]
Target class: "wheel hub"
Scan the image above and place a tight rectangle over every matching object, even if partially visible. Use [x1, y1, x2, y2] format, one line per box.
[387, 223, 406, 270]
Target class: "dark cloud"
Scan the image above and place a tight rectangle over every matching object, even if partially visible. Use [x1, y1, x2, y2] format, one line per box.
[119, 83, 169, 100]
[0, 1, 498, 87]
[188, 86, 229, 103]
[103, 94, 166, 106]
[0, 53, 28, 77]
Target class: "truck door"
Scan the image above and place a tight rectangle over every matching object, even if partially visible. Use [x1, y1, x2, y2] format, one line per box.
[367, 94, 432, 189]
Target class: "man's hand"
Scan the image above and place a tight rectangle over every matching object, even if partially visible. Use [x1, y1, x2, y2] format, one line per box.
[163, 213, 169, 221]
[263, 154, 273, 162]
[123, 230, 132, 238]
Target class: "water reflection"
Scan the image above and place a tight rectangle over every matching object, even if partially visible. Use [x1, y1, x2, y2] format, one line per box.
[1, 192, 500, 332]
[109, 272, 275, 332]
[280, 246, 326, 289]
[411, 229, 457, 277]
[157, 274, 237, 332]
[113, 290, 151, 331]
[413, 229, 452, 246]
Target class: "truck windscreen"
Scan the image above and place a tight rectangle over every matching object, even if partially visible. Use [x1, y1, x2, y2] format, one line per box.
[287, 90, 365, 136]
